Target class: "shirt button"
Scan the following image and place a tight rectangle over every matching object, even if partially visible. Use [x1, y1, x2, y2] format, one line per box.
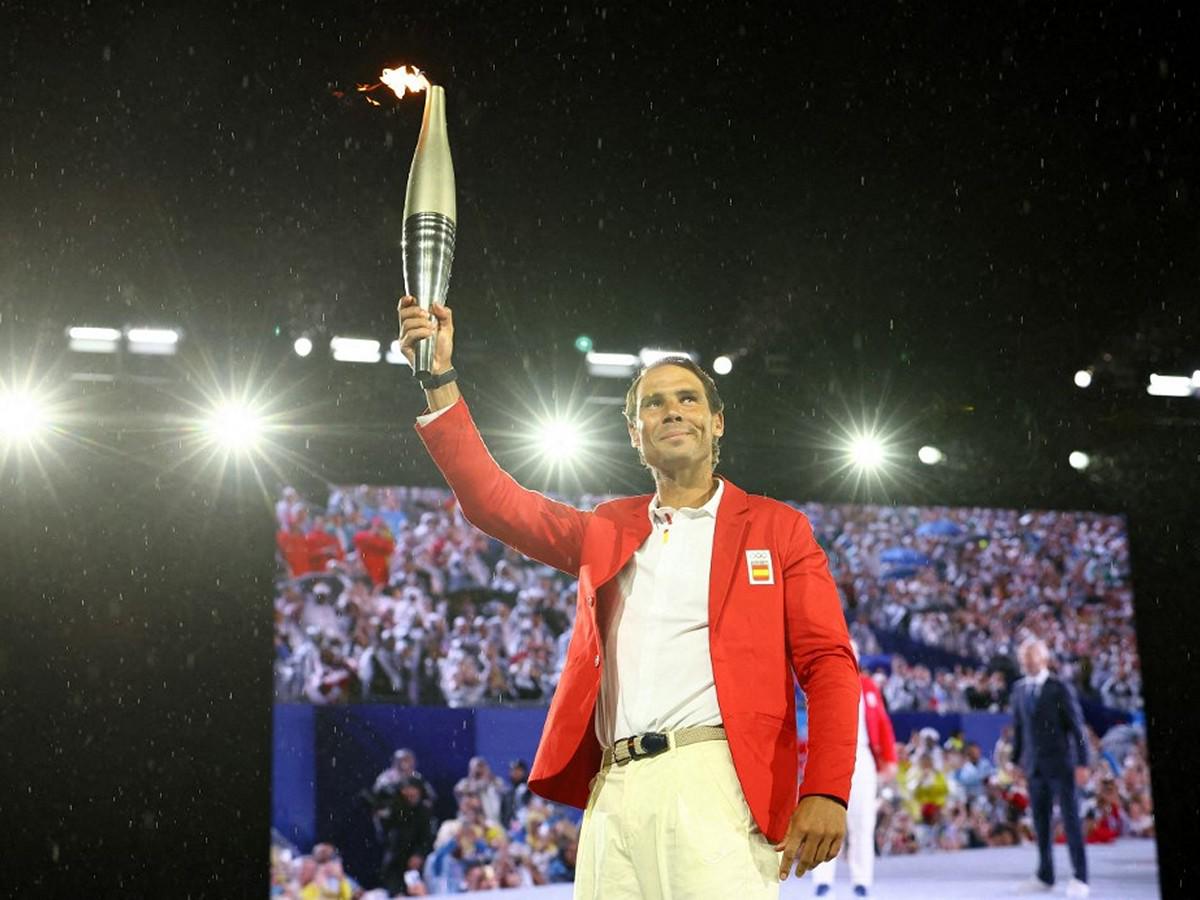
[593, 654, 601, 667]
[587, 595, 595, 608]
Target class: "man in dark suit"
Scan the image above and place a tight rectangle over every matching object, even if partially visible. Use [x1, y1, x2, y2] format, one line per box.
[1011, 638, 1090, 898]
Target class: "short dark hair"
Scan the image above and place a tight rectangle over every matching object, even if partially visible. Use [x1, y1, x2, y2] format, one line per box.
[623, 356, 725, 468]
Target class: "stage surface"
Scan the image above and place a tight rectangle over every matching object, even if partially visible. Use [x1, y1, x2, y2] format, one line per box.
[452, 839, 1158, 899]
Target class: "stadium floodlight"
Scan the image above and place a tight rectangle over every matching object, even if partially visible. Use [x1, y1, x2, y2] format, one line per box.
[1074, 369, 1092, 389]
[126, 327, 180, 355]
[918, 445, 944, 465]
[533, 418, 584, 462]
[293, 336, 314, 358]
[848, 433, 887, 471]
[1068, 451, 1090, 471]
[67, 326, 121, 354]
[0, 390, 47, 441]
[330, 336, 382, 364]
[204, 401, 264, 451]
[639, 348, 697, 367]
[385, 340, 410, 366]
[585, 351, 639, 379]
[1146, 374, 1193, 397]
[713, 355, 733, 375]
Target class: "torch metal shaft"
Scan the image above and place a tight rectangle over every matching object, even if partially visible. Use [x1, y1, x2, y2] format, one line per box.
[402, 84, 457, 379]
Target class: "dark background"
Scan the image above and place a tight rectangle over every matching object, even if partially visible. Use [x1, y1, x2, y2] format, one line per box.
[2, 1, 1197, 896]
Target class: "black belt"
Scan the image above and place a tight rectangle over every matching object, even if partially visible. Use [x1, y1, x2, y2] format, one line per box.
[601, 725, 726, 768]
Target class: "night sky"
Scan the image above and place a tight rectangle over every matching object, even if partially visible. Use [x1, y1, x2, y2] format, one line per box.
[3, 2, 1199, 895]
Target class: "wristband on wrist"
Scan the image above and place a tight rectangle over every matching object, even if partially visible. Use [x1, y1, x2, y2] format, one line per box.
[417, 366, 457, 391]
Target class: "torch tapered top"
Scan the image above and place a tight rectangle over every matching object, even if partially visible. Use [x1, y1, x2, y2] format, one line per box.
[403, 85, 456, 222]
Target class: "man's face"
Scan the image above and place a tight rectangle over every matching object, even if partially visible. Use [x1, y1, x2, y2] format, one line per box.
[627, 365, 723, 473]
[1020, 642, 1049, 676]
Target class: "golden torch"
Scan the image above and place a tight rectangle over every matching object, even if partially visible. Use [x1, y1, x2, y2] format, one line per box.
[372, 66, 456, 380]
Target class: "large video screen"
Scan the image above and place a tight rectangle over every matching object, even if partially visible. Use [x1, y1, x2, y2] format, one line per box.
[269, 484, 1154, 897]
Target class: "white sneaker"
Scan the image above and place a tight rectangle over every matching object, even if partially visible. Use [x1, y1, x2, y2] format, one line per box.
[1015, 878, 1054, 894]
[1065, 879, 1090, 899]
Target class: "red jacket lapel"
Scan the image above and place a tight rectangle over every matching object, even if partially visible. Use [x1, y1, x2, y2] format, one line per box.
[709, 479, 751, 629]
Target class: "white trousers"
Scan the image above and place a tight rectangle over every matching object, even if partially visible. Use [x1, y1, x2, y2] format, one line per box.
[811, 753, 878, 888]
[574, 737, 780, 899]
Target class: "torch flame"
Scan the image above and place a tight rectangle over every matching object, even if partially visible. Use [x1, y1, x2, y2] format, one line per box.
[380, 66, 430, 98]
[355, 65, 430, 103]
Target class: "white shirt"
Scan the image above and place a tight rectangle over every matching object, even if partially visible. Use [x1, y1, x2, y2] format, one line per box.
[417, 400, 725, 746]
[595, 479, 725, 745]
[1027, 667, 1050, 698]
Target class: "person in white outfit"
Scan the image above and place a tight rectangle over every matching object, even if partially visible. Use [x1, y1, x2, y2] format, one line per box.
[812, 642, 897, 898]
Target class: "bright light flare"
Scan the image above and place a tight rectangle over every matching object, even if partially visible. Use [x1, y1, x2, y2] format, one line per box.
[585, 351, 639, 379]
[1146, 374, 1194, 397]
[293, 337, 313, 358]
[640, 348, 697, 367]
[203, 401, 265, 451]
[918, 445, 944, 465]
[847, 433, 887, 471]
[0, 390, 47, 441]
[713, 355, 733, 375]
[330, 337, 381, 364]
[533, 419, 584, 462]
[1068, 451, 1090, 471]
[1074, 369, 1092, 389]
[68, 325, 121, 354]
[127, 327, 180, 356]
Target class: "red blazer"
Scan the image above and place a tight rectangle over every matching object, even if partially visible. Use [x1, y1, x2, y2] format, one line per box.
[417, 400, 860, 843]
[860, 674, 898, 772]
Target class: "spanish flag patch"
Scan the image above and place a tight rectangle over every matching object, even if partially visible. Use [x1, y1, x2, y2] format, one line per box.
[745, 549, 775, 585]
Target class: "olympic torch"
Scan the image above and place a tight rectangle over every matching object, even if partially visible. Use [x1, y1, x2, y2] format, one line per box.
[400, 81, 456, 380]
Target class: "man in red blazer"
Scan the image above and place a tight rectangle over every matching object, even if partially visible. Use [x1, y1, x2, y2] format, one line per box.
[399, 297, 860, 897]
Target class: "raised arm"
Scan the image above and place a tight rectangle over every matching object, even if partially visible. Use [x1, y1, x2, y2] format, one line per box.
[398, 296, 589, 575]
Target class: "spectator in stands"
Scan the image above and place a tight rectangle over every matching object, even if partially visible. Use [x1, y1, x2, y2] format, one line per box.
[277, 485, 302, 530]
[355, 516, 396, 587]
[300, 843, 355, 900]
[306, 514, 345, 574]
[955, 741, 994, 800]
[500, 758, 532, 829]
[370, 775, 435, 896]
[454, 756, 507, 826]
[278, 512, 313, 579]
[373, 749, 438, 813]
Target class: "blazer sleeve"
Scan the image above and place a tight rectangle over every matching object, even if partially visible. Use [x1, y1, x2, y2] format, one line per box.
[783, 511, 860, 804]
[1010, 685, 1024, 766]
[1060, 680, 1090, 767]
[415, 399, 589, 576]
[876, 694, 899, 766]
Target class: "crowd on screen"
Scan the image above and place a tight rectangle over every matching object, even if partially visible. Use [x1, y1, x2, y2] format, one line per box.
[274, 485, 575, 707]
[807, 503, 1142, 713]
[274, 487, 1142, 715]
[270, 749, 580, 897]
[271, 487, 1152, 895]
[871, 721, 1154, 858]
[269, 722, 1154, 897]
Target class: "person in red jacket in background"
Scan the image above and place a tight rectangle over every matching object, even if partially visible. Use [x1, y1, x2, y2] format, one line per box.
[811, 640, 897, 898]
[306, 514, 345, 574]
[354, 516, 395, 587]
[277, 510, 313, 578]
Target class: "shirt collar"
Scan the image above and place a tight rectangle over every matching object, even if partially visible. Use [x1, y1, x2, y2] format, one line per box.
[650, 478, 724, 527]
[1030, 668, 1050, 688]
